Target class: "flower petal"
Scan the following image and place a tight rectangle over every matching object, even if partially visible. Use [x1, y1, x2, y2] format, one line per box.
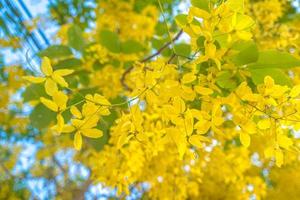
[41, 57, 53, 76]
[40, 97, 58, 112]
[74, 131, 82, 150]
[62, 125, 75, 133]
[56, 114, 65, 132]
[94, 94, 111, 106]
[194, 86, 213, 96]
[82, 128, 103, 138]
[81, 116, 99, 130]
[45, 79, 58, 96]
[52, 74, 68, 87]
[54, 69, 74, 76]
[52, 91, 68, 110]
[23, 76, 46, 83]
[240, 132, 250, 147]
[70, 106, 82, 119]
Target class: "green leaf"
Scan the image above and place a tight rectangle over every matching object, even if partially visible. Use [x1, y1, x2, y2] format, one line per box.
[230, 41, 258, 66]
[89, 105, 122, 151]
[68, 87, 98, 106]
[54, 58, 82, 69]
[152, 38, 168, 49]
[92, 60, 105, 71]
[62, 109, 72, 122]
[191, 0, 209, 11]
[68, 25, 85, 51]
[196, 36, 205, 48]
[175, 14, 188, 27]
[64, 76, 78, 88]
[174, 43, 191, 58]
[39, 45, 72, 59]
[216, 71, 238, 89]
[250, 68, 292, 86]
[99, 29, 121, 53]
[89, 110, 117, 151]
[161, 48, 172, 57]
[89, 128, 109, 151]
[78, 71, 90, 86]
[30, 103, 56, 129]
[155, 22, 168, 36]
[214, 31, 229, 48]
[111, 59, 120, 68]
[248, 50, 300, 69]
[22, 84, 47, 102]
[121, 40, 144, 54]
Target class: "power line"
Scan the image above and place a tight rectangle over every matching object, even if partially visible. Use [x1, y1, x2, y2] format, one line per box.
[16, 0, 50, 46]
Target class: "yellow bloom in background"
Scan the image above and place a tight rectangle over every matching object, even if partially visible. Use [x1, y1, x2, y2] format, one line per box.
[228, 13, 254, 41]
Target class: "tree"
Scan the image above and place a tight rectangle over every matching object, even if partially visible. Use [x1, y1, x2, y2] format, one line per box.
[2, 0, 300, 199]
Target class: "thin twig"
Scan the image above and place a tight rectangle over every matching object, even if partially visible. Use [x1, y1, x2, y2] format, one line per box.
[167, 53, 177, 64]
[141, 30, 183, 62]
[120, 30, 183, 91]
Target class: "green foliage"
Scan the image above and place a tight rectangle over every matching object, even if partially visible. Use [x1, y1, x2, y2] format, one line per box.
[191, 0, 210, 11]
[230, 41, 258, 66]
[22, 84, 47, 102]
[54, 58, 82, 69]
[216, 71, 238, 89]
[155, 22, 169, 36]
[121, 40, 144, 54]
[78, 71, 90, 86]
[99, 29, 121, 53]
[196, 36, 206, 48]
[250, 68, 292, 86]
[248, 50, 300, 69]
[175, 14, 188, 27]
[175, 43, 191, 57]
[29, 103, 56, 129]
[48, 0, 95, 29]
[39, 45, 73, 59]
[68, 25, 85, 51]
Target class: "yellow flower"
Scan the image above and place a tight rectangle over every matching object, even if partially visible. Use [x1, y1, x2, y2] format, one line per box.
[194, 86, 213, 96]
[62, 98, 110, 150]
[40, 91, 68, 132]
[69, 105, 103, 150]
[40, 91, 68, 112]
[195, 42, 226, 70]
[230, 13, 254, 41]
[240, 132, 250, 147]
[265, 147, 284, 167]
[23, 57, 74, 96]
[85, 93, 111, 106]
[257, 118, 271, 130]
[188, 134, 209, 148]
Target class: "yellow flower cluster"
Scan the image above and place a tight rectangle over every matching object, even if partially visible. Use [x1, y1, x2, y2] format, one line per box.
[96, 0, 158, 42]
[24, 57, 111, 150]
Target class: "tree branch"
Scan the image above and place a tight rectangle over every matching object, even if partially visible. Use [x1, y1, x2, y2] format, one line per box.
[120, 29, 183, 91]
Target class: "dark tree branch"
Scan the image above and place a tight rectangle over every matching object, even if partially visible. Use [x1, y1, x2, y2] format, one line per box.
[140, 29, 183, 62]
[120, 30, 183, 91]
